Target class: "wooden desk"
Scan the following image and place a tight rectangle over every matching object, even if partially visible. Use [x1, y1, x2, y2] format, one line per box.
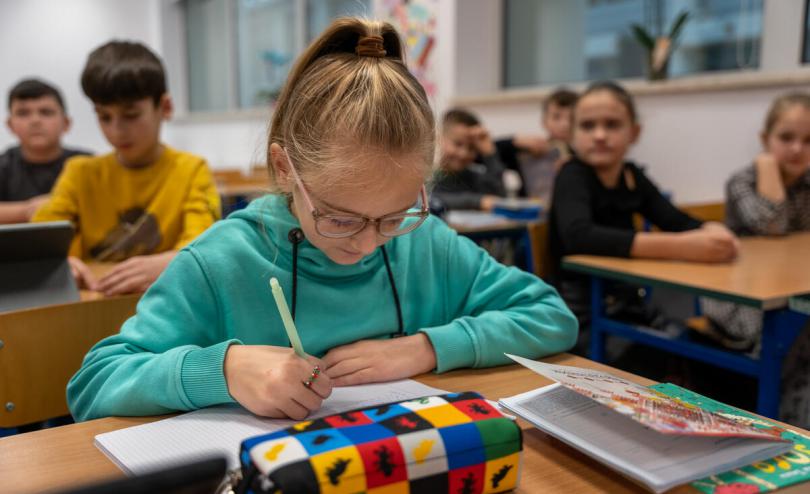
[447, 212, 542, 274]
[216, 181, 270, 199]
[79, 262, 127, 301]
[4, 353, 806, 494]
[216, 180, 269, 216]
[565, 232, 810, 310]
[563, 232, 810, 417]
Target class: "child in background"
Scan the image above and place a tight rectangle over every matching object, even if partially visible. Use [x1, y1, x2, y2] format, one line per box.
[702, 92, 810, 428]
[0, 79, 89, 224]
[549, 81, 738, 329]
[34, 41, 220, 296]
[67, 18, 577, 422]
[432, 108, 507, 211]
[496, 87, 578, 203]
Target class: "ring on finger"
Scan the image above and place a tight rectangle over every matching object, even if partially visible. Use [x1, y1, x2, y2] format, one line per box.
[302, 364, 321, 388]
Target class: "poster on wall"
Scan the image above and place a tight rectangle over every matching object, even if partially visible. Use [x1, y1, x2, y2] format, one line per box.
[377, 0, 438, 97]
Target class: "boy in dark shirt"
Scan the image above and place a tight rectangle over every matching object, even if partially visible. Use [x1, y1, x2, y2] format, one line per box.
[0, 79, 89, 223]
[496, 88, 578, 202]
[433, 108, 506, 211]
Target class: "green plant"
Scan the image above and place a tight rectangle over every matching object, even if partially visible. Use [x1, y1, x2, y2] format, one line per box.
[631, 10, 690, 80]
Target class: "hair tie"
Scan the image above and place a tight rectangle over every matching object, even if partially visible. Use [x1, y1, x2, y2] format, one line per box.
[355, 35, 386, 58]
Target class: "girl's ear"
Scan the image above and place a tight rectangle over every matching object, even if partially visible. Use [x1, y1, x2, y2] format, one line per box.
[759, 130, 769, 149]
[269, 142, 293, 192]
[629, 123, 642, 144]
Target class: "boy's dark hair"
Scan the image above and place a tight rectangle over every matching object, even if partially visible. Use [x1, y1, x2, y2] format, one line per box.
[578, 80, 637, 123]
[542, 88, 578, 113]
[7, 78, 66, 111]
[442, 108, 480, 128]
[81, 40, 166, 105]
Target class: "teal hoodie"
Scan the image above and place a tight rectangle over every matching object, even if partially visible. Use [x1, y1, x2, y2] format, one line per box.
[67, 195, 577, 421]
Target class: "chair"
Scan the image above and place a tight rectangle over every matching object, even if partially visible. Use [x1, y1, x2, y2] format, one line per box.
[527, 221, 550, 279]
[0, 295, 138, 428]
[680, 201, 725, 223]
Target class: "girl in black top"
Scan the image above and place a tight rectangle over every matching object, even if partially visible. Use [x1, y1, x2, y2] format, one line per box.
[549, 81, 739, 326]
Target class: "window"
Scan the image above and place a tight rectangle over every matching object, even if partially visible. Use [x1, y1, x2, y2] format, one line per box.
[804, 0, 810, 63]
[184, 0, 370, 112]
[504, 0, 763, 88]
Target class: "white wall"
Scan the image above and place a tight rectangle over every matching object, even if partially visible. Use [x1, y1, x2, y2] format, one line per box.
[4, 0, 809, 196]
[467, 84, 800, 204]
[163, 115, 270, 169]
[0, 0, 267, 170]
[453, 0, 810, 204]
[0, 0, 160, 154]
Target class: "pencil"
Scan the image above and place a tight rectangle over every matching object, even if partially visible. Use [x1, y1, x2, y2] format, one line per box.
[269, 277, 306, 357]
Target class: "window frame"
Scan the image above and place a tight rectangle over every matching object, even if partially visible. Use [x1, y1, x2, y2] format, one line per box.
[176, 0, 367, 116]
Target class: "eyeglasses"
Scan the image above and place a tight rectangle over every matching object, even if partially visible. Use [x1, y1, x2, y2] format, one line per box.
[282, 147, 429, 238]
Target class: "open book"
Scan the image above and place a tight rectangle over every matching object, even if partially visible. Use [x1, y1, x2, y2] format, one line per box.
[499, 355, 792, 493]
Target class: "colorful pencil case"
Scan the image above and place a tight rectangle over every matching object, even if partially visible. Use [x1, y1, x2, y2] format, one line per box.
[235, 391, 523, 494]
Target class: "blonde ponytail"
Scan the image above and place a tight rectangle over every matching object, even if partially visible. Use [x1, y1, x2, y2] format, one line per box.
[268, 17, 435, 191]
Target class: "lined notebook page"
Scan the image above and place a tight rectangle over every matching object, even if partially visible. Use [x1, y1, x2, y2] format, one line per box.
[95, 379, 445, 474]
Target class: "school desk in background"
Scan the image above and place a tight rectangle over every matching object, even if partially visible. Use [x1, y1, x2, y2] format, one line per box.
[214, 167, 271, 216]
[0, 221, 78, 312]
[444, 200, 545, 277]
[564, 232, 810, 419]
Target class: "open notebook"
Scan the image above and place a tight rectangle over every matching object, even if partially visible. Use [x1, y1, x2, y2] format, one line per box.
[499, 355, 792, 494]
[95, 380, 445, 475]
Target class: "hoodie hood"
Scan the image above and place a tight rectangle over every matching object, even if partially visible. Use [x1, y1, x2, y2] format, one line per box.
[227, 194, 388, 281]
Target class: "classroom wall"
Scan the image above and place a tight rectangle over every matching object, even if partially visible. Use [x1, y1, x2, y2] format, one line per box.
[451, 0, 810, 205]
[0, 0, 161, 155]
[464, 84, 800, 204]
[163, 116, 270, 170]
[2, 0, 809, 202]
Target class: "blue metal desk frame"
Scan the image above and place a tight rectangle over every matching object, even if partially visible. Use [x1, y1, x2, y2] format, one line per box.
[564, 262, 808, 419]
[457, 224, 535, 274]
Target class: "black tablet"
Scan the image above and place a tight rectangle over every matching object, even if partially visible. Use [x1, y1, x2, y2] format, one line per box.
[0, 220, 79, 312]
[56, 457, 228, 494]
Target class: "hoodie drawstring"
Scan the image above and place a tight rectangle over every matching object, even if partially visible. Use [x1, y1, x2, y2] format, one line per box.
[287, 228, 305, 319]
[287, 228, 404, 337]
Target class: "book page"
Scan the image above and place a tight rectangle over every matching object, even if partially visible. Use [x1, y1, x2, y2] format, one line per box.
[506, 354, 785, 440]
[95, 379, 446, 474]
[500, 385, 792, 493]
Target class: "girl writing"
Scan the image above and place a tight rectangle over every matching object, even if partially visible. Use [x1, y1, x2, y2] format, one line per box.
[67, 18, 578, 421]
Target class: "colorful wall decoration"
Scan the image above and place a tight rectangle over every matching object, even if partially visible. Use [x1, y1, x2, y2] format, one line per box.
[379, 0, 439, 97]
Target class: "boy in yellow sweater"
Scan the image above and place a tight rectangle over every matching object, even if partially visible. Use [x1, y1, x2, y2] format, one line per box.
[34, 41, 220, 295]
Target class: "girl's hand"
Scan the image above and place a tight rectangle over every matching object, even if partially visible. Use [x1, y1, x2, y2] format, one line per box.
[755, 152, 779, 174]
[224, 345, 332, 420]
[678, 228, 739, 263]
[755, 152, 787, 203]
[323, 333, 437, 387]
[701, 221, 732, 234]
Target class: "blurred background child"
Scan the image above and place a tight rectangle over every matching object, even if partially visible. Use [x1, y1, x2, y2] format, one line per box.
[432, 108, 506, 212]
[496, 87, 578, 204]
[549, 81, 738, 340]
[0, 78, 89, 224]
[702, 92, 810, 428]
